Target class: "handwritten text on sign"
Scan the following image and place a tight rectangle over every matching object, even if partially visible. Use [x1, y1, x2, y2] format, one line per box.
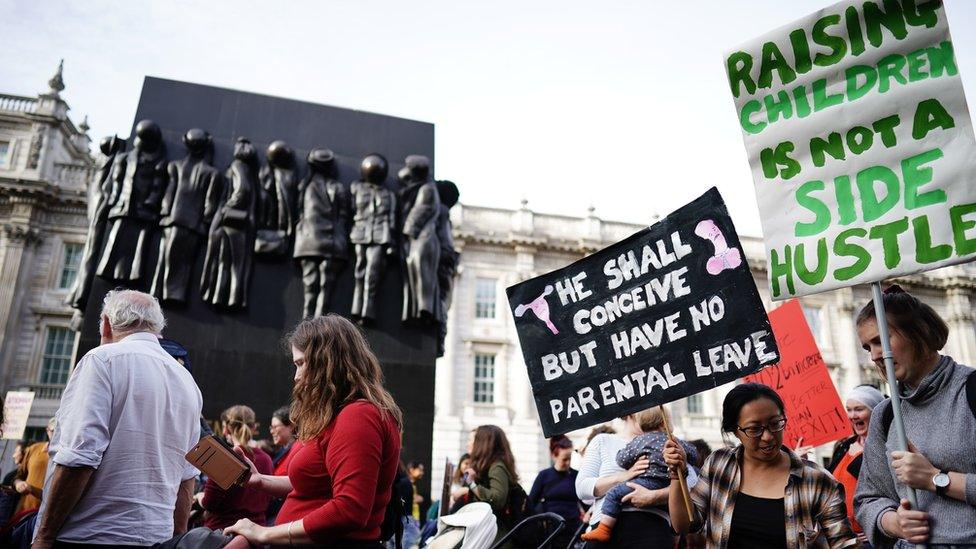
[2, 391, 35, 441]
[745, 300, 851, 448]
[507, 188, 780, 436]
[726, 0, 976, 299]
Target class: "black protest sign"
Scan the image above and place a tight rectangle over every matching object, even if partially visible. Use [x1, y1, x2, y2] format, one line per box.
[507, 187, 779, 436]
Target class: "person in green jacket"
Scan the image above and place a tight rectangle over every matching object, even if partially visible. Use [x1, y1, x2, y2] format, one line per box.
[461, 425, 520, 549]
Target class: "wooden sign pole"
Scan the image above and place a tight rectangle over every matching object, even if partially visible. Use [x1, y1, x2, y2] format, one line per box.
[659, 405, 694, 520]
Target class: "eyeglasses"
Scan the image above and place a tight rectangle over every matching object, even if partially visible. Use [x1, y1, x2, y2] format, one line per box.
[736, 418, 787, 438]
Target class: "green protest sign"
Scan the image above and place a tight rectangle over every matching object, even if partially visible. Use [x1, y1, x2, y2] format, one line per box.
[726, 0, 976, 299]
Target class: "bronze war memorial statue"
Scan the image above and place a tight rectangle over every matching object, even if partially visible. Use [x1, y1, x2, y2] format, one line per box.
[68, 78, 453, 485]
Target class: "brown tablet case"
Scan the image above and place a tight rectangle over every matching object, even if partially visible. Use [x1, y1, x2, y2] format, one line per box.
[185, 435, 250, 490]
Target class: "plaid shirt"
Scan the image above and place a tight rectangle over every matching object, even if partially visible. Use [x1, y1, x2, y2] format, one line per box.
[689, 446, 857, 548]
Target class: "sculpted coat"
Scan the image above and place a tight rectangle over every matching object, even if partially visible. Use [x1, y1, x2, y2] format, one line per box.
[151, 129, 220, 302]
[350, 153, 395, 322]
[434, 180, 460, 356]
[400, 155, 441, 323]
[255, 140, 298, 256]
[201, 137, 258, 309]
[68, 135, 125, 311]
[96, 120, 167, 282]
[294, 149, 350, 318]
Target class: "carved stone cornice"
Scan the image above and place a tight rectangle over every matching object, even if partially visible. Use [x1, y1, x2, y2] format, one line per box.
[0, 177, 86, 209]
[2, 224, 41, 245]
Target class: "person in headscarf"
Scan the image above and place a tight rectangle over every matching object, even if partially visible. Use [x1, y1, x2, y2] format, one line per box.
[826, 385, 886, 547]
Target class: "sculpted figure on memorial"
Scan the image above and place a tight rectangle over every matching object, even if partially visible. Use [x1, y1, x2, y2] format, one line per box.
[68, 134, 126, 313]
[96, 119, 167, 282]
[151, 128, 221, 303]
[434, 180, 460, 356]
[350, 153, 396, 323]
[397, 166, 411, 188]
[293, 149, 350, 318]
[201, 137, 258, 309]
[255, 140, 298, 256]
[399, 154, 441, 323]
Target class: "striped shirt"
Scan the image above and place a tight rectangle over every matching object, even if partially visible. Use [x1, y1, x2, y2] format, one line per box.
[688, 446, 857, 548]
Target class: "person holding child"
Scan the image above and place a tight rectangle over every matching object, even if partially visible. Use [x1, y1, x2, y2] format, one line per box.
[581, 407, 696, 543]
[576, 408, 693, 548]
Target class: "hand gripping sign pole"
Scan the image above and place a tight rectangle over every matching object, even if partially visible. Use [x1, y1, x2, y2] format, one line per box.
[872, 282, 923, 549]
[660, 405, 694, 521]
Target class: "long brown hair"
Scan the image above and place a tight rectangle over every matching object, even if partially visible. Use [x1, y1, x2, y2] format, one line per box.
[221, 405, 256, 450]
[287, 315, 403, 441]
[470, 425, 519, 483]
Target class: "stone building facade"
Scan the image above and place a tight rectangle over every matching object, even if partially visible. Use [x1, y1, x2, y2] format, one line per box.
[0, 62, 92, 441]
[430, 200, 976, 492]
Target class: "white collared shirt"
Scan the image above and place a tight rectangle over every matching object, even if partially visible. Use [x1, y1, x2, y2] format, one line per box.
[36, 332, 202, 545]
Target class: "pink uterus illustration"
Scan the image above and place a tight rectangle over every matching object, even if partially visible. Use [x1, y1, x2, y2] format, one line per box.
[695, 219, 742, 275]
[514, 285, 559, 335]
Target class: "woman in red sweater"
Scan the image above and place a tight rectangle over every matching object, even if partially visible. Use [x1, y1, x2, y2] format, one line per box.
[200, 405, 273, 529]
[225, 315, 403, 547]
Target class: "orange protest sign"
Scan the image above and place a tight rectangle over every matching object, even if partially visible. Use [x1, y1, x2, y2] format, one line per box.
[744, 300, 852, 449]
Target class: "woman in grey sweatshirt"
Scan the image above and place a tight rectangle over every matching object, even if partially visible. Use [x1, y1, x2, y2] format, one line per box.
[853, 286, 976, 547]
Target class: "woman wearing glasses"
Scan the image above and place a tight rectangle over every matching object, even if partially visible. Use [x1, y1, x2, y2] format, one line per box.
[664, 383, 857, 548]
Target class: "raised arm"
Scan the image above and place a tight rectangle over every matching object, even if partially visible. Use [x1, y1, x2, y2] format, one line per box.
[663, 438, 707, 534]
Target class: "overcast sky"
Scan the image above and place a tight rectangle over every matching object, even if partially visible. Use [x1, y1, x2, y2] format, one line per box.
[3, 0, 976, 236]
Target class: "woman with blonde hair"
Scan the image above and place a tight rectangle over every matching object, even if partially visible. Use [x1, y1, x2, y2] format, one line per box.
[200, 405, 273, 530]
[225, 315, 402, 548]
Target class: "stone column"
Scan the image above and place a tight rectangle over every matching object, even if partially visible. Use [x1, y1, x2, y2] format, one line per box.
[834, 287, 863, 393]
[495, 344, 509, 413]
[944, 285, 976, 365]
[0, 222, 41, 391]
[435, 260, 463, 419]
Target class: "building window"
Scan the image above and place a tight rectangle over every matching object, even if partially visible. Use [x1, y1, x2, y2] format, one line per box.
[473, 353, 496, 404]
[39, 327, 75, 385]
[475, 278, 497, 319]
[803, 306, 823, 346]
[0, 141, 10, 169]
[58, 243, 83, 289]
[687, 393, 703, 415]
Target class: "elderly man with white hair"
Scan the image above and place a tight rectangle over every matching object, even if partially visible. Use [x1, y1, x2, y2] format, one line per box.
[33, 290, 203, 549]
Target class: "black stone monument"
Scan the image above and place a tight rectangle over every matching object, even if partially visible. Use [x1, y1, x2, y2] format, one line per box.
[74, 77, 437, 490]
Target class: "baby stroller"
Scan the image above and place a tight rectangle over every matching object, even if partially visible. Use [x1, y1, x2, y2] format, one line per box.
[424, 502, 565, 549]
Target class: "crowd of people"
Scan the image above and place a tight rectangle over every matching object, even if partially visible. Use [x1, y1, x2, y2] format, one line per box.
[0, 284, 972, 548]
